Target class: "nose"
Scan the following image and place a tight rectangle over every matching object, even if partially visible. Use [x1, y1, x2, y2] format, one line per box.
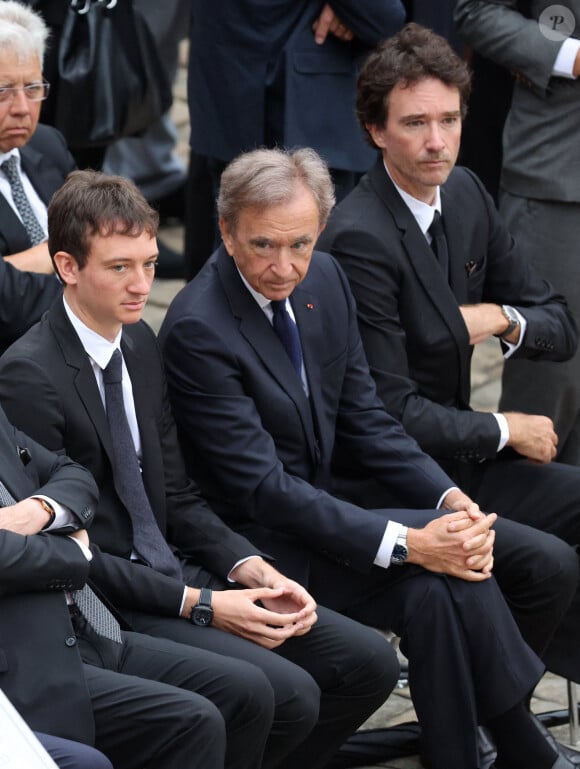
[129, 267, 153, 294]
[425, 122, 445, 151]
[9, 88, 31, 114]
[272, 249, 294, 277]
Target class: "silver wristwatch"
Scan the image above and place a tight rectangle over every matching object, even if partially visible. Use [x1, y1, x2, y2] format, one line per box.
[391, 526, 409, 565]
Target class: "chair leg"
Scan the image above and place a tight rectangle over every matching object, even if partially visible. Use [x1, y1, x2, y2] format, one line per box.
[568, 679, 579, 745]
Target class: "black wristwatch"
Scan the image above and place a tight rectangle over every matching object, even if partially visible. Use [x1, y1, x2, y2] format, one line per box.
[390, 526, 408, 566]
[494, 304, 520, 340]
[190, 588, 214, 626]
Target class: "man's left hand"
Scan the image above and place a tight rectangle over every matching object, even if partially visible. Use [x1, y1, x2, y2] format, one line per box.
[312, 3, 354, 44]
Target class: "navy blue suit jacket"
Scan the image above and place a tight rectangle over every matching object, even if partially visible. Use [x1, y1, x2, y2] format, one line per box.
[159, 246, 454, 587]
[188, 0, 405, 171]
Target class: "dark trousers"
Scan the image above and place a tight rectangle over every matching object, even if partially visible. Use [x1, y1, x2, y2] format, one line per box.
[126, 605, 398, 769]
[76, 622, 273, 769]
[36, 733, 113, 769]
[307, 560, 545, 769]
[447, 452, 580, 680]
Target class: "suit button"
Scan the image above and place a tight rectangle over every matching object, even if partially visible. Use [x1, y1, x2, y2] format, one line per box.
[65, 636, 77, 647]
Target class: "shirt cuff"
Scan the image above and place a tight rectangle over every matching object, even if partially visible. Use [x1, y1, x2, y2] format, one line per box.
[494, 412, 510, 452]
[178, 586, 188, 616]
[35, 494, 75, 531]
[374, 520, 404, 568]
[227, 554, 263, 583]
[67, 536, 92, 561]
[501, 306, 527, 358]
[553, 38, 580, 78]
[436, 486, 459, 509]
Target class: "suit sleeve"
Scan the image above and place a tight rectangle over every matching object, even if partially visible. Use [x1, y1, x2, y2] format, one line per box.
[0, 529, 90, 596]
[328, 1, 406, 45]
[0, 263, 61, 350]
[454, 0, 566, 93]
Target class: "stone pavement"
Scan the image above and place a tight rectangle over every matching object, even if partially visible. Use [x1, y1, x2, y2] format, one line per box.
[142, 40, 578, 769]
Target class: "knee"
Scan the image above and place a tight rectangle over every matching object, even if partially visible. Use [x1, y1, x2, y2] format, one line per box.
[543, 534, 579, 601]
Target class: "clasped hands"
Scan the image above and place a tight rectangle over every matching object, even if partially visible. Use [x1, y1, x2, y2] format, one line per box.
[406, 490, 497, 581]
[184, 559, 318, 650]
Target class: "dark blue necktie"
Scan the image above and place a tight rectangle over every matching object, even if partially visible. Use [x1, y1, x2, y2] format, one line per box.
[102, 350, 183, 581]
[428, 211, 449, 277]
[271, 299, 303, 377]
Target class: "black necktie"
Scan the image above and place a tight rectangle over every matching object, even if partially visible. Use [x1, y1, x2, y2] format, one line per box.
[271, 300, 303, 377]
[428, 211, 449, 277]
[1, 155, 46, 246]
[102, 350, 183, 581]
[0, 479, 122, 643]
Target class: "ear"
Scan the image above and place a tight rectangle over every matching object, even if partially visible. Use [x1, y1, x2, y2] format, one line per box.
[366, 122, 387, 150]
[218, 218, 235, 256]
[53, 251, 80, 286]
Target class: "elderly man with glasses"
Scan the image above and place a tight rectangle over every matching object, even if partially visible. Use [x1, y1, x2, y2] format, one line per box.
[0, 1, 72, 353]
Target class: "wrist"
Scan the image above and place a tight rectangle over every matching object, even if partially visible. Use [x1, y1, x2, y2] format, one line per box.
[34, 497, 55, 530]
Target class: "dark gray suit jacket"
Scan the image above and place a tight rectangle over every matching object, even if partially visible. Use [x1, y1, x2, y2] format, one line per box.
[317, 159, 577, 462]
[455, 0, 580, 202]
[0, 406, 98, 743]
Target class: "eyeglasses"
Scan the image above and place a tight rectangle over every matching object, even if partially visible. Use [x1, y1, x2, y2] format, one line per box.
[0, 82, 50, 103]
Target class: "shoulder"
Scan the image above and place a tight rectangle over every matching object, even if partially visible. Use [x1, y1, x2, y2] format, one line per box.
[26, 124, 70, 157]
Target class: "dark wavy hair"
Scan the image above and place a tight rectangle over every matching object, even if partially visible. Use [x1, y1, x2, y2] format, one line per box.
[356, 23, 472, 148]
[48, 170, 159, 269]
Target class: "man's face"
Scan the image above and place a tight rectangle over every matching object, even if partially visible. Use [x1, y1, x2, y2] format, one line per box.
[368, 77, 462, 204]
[56, 231, 158, 341]
[0, 49, 43, 153]
[220, 184, 323, 301]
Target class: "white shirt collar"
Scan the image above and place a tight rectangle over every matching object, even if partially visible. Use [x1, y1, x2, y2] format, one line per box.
[62, 296, 122, 369]
[383, 159, 442, 236]
[235, 264, 292, 318]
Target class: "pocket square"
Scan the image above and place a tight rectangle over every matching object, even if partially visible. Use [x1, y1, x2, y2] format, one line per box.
[465, 259, 479, 277]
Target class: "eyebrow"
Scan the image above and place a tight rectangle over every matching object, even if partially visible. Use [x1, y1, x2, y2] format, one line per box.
[400, 110, 462, 121]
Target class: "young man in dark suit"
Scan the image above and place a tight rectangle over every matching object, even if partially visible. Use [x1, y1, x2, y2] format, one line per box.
[317, 22, 580, 687]
[157, 144, 578, 769]
[0, 168, 397, 769]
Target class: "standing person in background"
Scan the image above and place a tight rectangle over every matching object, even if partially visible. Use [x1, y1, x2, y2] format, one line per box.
[454, 0, 580, 465]
[184, 0, 406, 279]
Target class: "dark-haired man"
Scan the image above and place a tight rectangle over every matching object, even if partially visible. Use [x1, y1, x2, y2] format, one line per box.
[317, 21, 580, 694]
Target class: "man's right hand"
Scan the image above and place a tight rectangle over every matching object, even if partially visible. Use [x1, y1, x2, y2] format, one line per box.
[504, 412, 557, 463]
[406, 511, 497, 580]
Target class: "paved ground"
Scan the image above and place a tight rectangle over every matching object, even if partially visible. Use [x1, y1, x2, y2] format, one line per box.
[142, 43, 578, 768]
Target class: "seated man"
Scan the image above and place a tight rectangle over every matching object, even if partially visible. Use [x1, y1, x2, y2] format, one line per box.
[317, 22, 580, 683]
[0, 405, 262, 769]
[0, 1, 71, 352]
[0, 169, 397, 769]
[157, 144, 577, 769]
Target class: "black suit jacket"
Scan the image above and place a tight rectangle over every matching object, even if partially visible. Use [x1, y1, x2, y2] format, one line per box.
[0, 406, 98, 743]
[0, 124, 73, 352]
[158, 246, 455, 587]
[0, 300, 265, 616]
[317, 159, 578, 463]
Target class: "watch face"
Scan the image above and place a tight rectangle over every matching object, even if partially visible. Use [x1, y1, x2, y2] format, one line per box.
[191, 606, 213, 627]
[391, 543, 408, 564]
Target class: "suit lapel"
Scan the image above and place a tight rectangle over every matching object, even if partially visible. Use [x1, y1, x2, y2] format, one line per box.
[441, 184, 469, 305]
[368, 160, 470, 372]
[19, 142, 60, 205]
[216, 249, 319, 462]
[49, 302, 115, 462]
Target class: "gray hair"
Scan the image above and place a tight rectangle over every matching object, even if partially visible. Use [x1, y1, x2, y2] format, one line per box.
[0, 1, 49, 65]
[217, 147, 336, 232]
